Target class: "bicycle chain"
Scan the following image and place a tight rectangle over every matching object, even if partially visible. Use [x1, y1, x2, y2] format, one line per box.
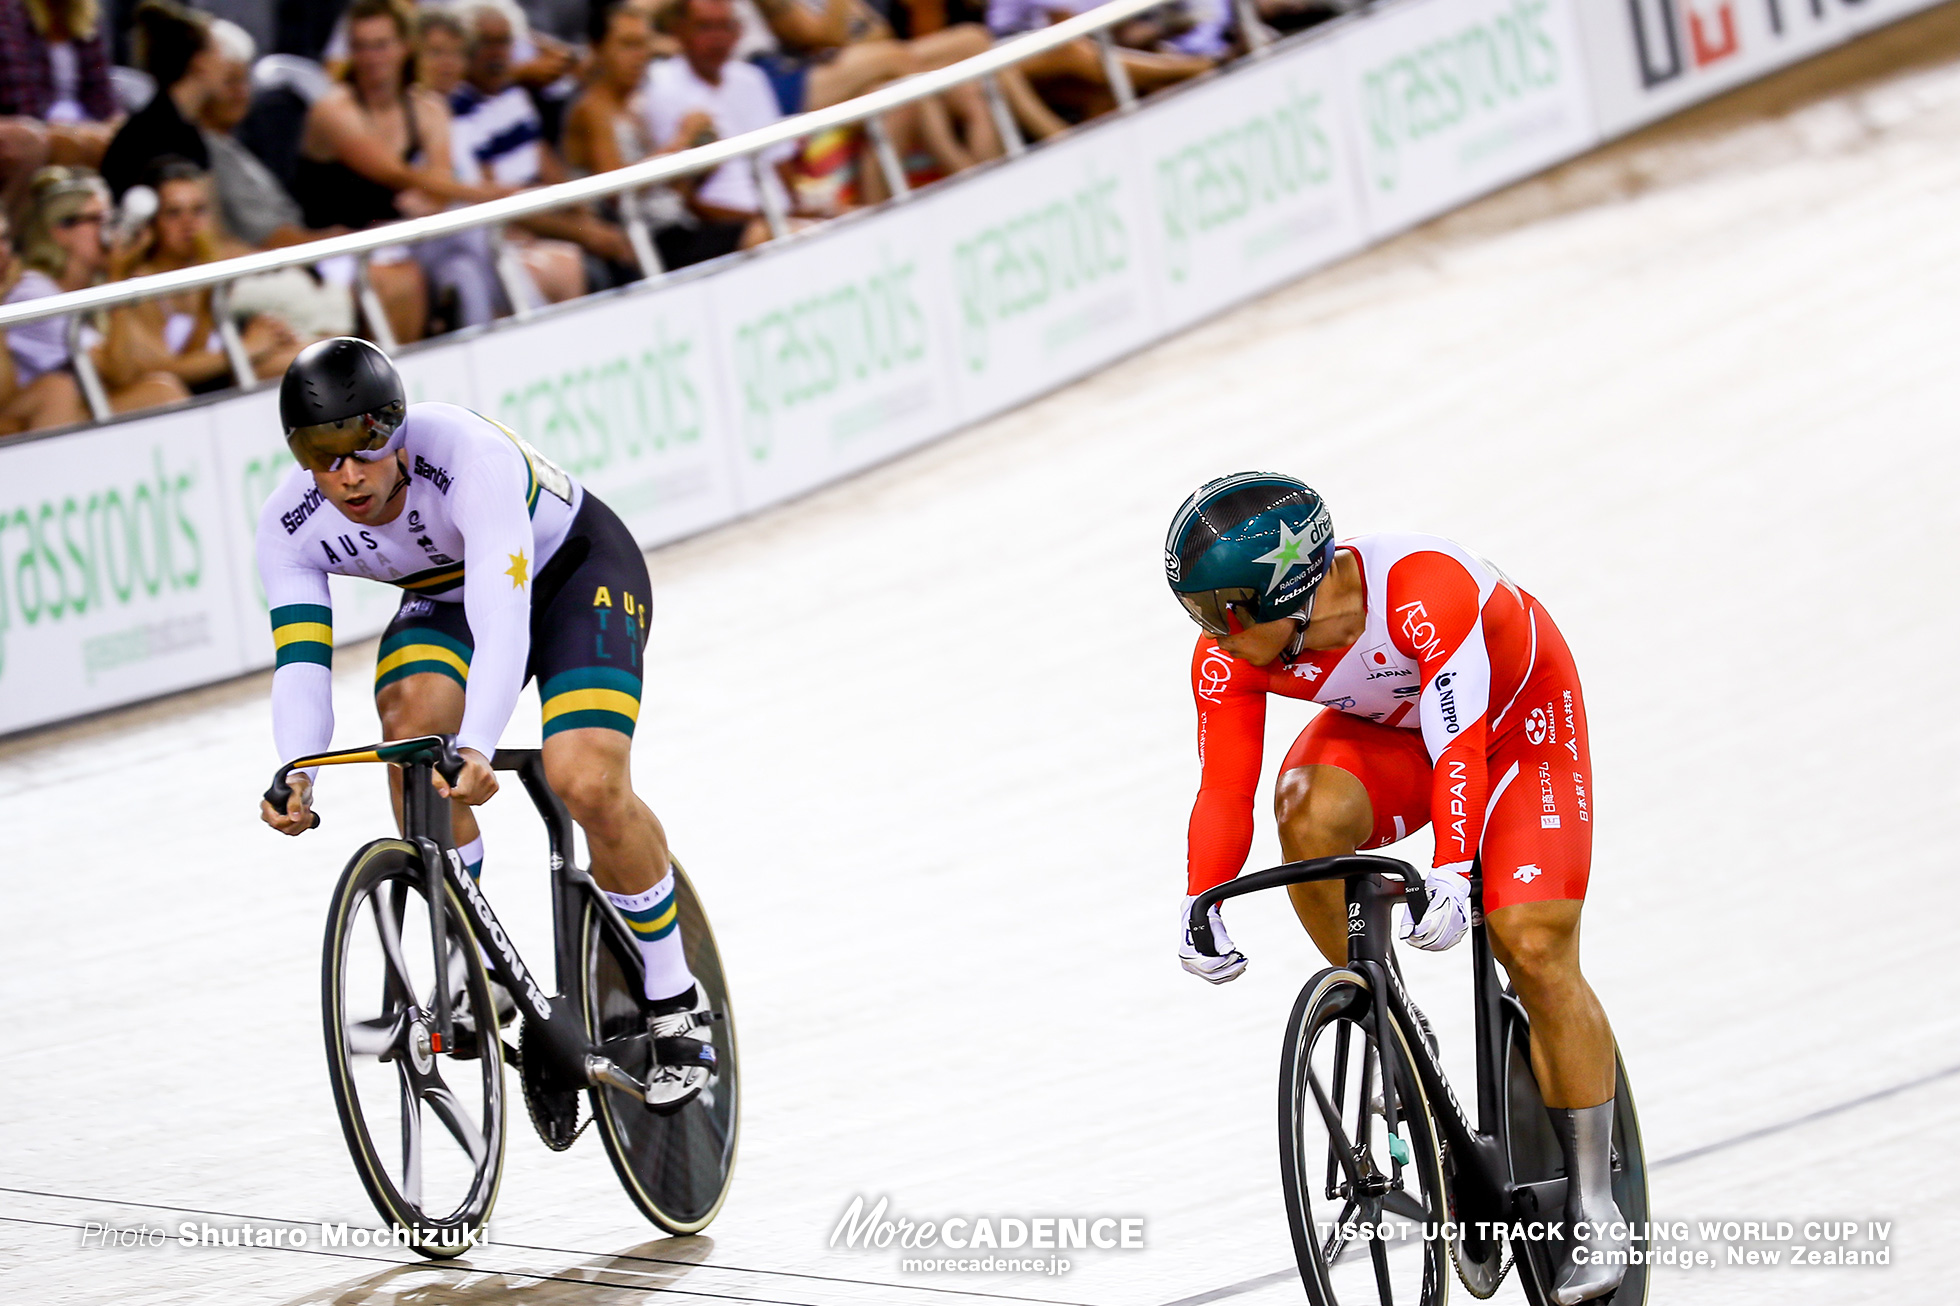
[1442, 1135, 1515, 1298]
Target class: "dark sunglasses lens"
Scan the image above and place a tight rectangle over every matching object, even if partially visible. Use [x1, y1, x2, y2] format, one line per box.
[1178, 588, 1256, 636]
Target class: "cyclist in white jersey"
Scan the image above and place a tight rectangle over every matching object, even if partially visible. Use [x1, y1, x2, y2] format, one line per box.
[256, 337, 713, 1107]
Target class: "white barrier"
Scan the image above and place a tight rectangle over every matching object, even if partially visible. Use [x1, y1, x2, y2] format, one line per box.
[0, 0, 1946, 736]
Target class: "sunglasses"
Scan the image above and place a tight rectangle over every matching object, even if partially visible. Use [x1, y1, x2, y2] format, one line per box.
[286, 407, 404, 472]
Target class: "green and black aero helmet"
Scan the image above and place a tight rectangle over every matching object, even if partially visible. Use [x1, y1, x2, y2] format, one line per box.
[1164, 472, 1336, 637]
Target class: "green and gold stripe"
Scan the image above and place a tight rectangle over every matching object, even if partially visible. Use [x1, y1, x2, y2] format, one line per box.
[540, 665, 641, 739]
[618, 889, 679, 941]
[393, 562, 467, 595]
[375, 627, 472, 692]
[271, 603, 333, 668]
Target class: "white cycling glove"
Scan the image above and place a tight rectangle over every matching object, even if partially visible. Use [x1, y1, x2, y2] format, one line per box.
[1396, 863, 1473, 953]
[1179, 894, 1248, 984]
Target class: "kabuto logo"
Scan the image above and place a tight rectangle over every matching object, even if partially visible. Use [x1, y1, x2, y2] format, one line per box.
[1434, 671, 1461, 735]
[1525, 706, 1548, 745]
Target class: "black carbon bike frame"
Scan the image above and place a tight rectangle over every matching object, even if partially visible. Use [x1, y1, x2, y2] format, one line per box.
[1189, 855, 1569, 1225]
[266, 733, 659, 1098]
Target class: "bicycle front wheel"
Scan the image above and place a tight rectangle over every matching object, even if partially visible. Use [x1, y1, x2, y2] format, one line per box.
[1280, 968, 1450, 1306]
[579, 861, 739, 1233]
[321, 839, 505, 1257]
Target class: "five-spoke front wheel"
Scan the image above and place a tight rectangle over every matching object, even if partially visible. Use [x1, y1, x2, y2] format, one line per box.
[322, 839, 505, 1256]
[1280, 968, 1450, 1306]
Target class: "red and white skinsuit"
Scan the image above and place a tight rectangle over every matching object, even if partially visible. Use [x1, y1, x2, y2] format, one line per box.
[1188, 533, 1593, 912]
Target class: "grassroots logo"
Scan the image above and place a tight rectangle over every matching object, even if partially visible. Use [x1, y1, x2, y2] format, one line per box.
[494, 321, 705, 479]
[0, 448, 206, 682]
[1155, 82, 1336, 282]
[1359, 0, 1564, 191]
[952, 170, 1128, 373]
[732, 255, 929, 462]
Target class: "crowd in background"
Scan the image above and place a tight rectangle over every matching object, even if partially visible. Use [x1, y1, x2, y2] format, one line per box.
[0, 0, 1355, 436]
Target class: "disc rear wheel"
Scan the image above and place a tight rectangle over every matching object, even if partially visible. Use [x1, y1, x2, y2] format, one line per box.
[579, 862, 739, 1232]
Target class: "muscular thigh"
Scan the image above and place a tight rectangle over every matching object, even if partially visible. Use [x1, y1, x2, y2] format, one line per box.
[374, 596, 472, 732]
[1481, 649, 1593, 910]
[529, 497, 651, 742]
[1280, 710, 1432, 849]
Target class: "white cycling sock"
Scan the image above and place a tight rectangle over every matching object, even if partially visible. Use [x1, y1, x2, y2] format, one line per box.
[605, 870, 695, 1003]
[458, 836, 485, 881]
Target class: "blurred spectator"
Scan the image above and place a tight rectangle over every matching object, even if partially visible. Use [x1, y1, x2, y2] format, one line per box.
[293, 0, 510, 333]
[196, 18, 414, 342]
[0, 204, 88, 433]
[565, 0, 743, 270]
[99, 0, 221, 198]
[450, 1, 631, 303]
[4, 166, 186, 415]
[645, 0, 808, 239]
[0, 0, 122, 214]
[745, 0, 1046, 169]
[114, 157, 305, 393]
[987, 0, 1212, 118]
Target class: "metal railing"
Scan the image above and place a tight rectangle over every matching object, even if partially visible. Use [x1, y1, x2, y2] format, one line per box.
[0, 0, 1269, 421]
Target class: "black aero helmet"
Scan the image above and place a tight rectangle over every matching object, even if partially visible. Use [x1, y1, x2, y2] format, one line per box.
[1164, 472, 1336, 637]
[280, 336, 407, 471]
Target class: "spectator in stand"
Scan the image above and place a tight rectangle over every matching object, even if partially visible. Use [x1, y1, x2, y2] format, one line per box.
[102, 0, 251, 201]
[4, 166, 186, 416]
[112, 157, 305, 393]
[449, 1, 639, 302]
[986, 0, 1212, 119]
[744, 0, 1058, 174]
[293, 0, 511, 333]
[565, 0, 742, 271]
[196, 18, 423, 343]
[0, 0, 121, 214]
[0, 205, 88, 433]
[644, 0, 809, 241]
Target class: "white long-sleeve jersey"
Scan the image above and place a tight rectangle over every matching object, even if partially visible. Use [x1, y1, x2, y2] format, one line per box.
[255, 402, 582, 763]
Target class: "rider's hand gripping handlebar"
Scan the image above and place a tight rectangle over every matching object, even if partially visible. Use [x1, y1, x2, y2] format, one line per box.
[262, 735, 468, 834]
[1184, 854, 1432, 957]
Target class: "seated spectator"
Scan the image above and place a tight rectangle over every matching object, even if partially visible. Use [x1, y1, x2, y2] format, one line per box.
[195, 18, 420, 344]
[563, 0, 743, 271]
[99, 0, 223, 199]
[0, 205, 87, 434]
[113, 158, 305, 393]
[744, 0, 1053, 170]
[4, 166, 186, 416]
[0, 0, 122, 213]
[644, 0, 811, 241]
[987, 0, 1213, 119]
[293, 0, 510, 331]
[448, 2, 635, 302]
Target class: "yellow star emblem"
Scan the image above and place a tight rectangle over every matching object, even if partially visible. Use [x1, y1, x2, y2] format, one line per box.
[504, 550, 530, 589]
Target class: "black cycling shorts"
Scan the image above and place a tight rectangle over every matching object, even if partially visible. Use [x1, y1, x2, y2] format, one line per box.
[373, 493, 652, 739]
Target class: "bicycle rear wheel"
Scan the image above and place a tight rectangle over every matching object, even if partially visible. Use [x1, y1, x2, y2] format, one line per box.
[579, 861, 739, 1233]
[1280, 967, 1450, 1306]
[1503, 1004, 1649, 1306]
[321, 839, 505, 1257]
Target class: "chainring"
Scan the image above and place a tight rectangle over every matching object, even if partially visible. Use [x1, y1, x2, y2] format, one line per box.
[519, 1014, 588, 1151]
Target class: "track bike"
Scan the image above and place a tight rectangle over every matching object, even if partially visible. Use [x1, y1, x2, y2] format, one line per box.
[1189, 856, 1648, 1305]
[264, 735, 738, 1256]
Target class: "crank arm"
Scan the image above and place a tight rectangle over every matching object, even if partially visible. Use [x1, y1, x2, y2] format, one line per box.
[586, 1053, 649, 1099]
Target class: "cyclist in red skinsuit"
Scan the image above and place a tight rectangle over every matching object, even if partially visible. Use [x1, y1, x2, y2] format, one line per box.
[1167, 474, 1627, 1305]
[1189, 532, 1594, 917]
